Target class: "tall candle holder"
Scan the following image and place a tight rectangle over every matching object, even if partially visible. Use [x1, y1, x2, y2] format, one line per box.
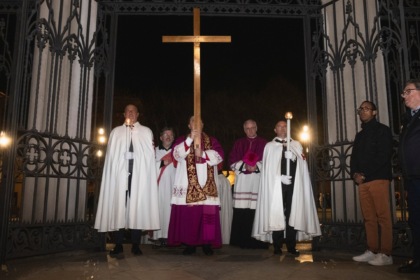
[285, 112, 293, 176]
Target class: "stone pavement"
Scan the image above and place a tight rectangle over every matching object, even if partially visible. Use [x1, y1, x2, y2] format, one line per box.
[1, 243, 419, 280]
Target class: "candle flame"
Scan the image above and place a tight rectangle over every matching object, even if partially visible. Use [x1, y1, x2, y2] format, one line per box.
[285, 112, 293, 120]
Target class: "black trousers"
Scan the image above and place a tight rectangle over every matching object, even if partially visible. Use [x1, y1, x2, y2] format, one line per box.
[114, 229, 142, 245]
[272, 184, 297, 251]
[407, 179, 420, 260]
[114, 157, 141, 246]
[230, 208, 269, 249]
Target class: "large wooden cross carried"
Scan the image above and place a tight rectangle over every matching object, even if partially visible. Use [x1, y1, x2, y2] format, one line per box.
[162, 8, 231, 151]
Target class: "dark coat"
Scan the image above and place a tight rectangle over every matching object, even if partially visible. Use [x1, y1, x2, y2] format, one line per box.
[350, 118, 393, 182]
[399, 110, 420, 179]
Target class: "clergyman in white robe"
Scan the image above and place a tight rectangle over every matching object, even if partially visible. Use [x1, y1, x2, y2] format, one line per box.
[167, 117, 224, 255]
[153, 128, 176, 243]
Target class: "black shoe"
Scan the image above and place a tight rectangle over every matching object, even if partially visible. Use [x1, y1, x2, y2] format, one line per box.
[160, 239, 167, 247]
[287, 249, 300, 256]
[274, 248, 283, 255]
[110, 244, 123, 256]
[131, 244, 143, 255]
[202, 245, 214, 256]
[182, 246, 196, 255]
[398, 260, 420, 273]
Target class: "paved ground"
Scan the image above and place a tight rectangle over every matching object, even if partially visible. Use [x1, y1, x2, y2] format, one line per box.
[1, 243, 419, 280]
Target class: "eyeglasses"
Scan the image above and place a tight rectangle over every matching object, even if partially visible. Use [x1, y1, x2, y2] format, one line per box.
[401, 88, 418, 97]
[356, 107, 373, 114]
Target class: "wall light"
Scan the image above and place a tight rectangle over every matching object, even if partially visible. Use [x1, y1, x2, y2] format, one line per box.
[0, 131, 11, 148]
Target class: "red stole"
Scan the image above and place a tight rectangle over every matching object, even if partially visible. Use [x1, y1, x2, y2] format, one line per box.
[157, 152, 173, 184]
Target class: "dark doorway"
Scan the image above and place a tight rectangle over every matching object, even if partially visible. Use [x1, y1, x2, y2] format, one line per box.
[114, 15, 307, 157]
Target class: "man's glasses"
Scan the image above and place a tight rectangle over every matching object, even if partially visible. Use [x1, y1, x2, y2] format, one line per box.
[401, 88, 418, 97]
[356, 107, 373, 114]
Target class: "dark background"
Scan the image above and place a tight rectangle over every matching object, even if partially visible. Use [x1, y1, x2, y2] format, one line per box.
[113, 15, 307, 162]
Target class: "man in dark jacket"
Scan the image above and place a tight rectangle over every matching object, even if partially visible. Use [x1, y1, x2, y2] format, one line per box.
[398, 80, 420, 274]
[350, 101, 393, 266]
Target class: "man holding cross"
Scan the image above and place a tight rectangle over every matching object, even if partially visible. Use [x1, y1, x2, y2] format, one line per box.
[167, 116, 224, 255]
[163, 8, 230, 255]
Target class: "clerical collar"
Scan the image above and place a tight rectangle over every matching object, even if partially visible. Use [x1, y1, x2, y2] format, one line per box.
[275, 138, 288, 143]
[158, 144, 172, 151]
[125, 121, 138, 128]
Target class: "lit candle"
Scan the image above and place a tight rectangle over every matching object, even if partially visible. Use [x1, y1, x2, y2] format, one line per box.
[284, 112, 293, 176]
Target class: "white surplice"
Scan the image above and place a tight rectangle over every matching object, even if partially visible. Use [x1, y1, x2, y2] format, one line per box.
[230, 163, 262, 209]
[171, 137, 223, 206]
[154, 147, 176, 239]
[217, 173, 233, 244]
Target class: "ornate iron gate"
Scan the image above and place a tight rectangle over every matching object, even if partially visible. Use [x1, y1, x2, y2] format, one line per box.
[1, 0, 419, 264]
[0, 0, 104, 262]
[312, 0, 419, 257]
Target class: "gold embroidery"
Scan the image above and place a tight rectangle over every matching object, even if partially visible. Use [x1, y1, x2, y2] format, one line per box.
[186, 132, 218, 203]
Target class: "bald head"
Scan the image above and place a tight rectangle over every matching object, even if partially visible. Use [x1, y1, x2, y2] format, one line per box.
[243, 119, 257, 138]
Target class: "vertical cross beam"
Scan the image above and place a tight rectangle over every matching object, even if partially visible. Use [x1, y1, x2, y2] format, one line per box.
[163, 8, 231, 150]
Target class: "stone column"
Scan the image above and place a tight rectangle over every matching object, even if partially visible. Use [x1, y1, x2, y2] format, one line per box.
[22, 0, 98, 222]
[321, 0, 394, 222]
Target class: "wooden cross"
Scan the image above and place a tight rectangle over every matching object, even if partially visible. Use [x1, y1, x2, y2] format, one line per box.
[162, 8, 231, 151]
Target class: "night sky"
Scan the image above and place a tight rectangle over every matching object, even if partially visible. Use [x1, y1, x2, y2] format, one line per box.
[114, 14, 307, 157]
